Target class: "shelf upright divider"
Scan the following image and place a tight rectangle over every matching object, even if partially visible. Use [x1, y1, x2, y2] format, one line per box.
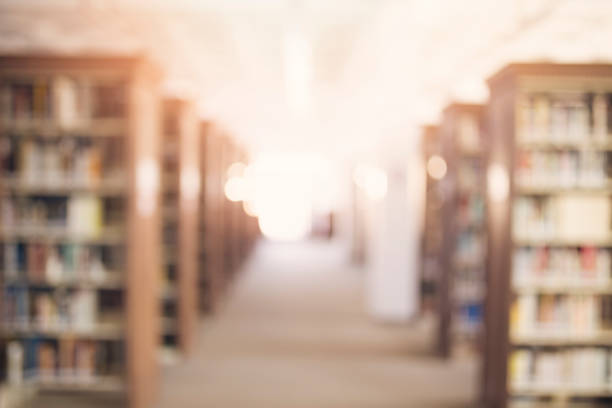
[160, 97, 199, 357]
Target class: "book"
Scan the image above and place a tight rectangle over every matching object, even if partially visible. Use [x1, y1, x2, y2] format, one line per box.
[53, 76, 79, 129]
[75, 341, 96, 379]
[58, 336, 76, 378]
[37, 343, 56, 381]
[67, 195, 103, 237]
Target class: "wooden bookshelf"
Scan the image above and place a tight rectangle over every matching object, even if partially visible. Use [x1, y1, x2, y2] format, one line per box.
[0, 54, 162, 408]
[221, 134, 238, 280]
[160, 98, 199, 359]
[197, 123, 257, 314]
[482, 63, 612, 407]
[437, 104, 486, 358]
[198, 123, 225, 313]
[420, 125, 444, 319]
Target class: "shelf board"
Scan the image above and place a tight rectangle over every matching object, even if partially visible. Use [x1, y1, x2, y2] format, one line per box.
[512, 332, 612, 346]
[161, 318, 177, 335]
[513, 283, 612, 295]
[459, 147, 484, 157]
[163, 208, 179, 222]
[158, 346, 181, 366]
[0, 323, 124, 340]
[456, 222, 485, 231]
[517, 140, 612, 151]
[0, 119, 126, 138]
[454, 259, 484, 270]
[1, 178, 126, 196]
[161, 284, 177, 300]
[514, 237, 612, 247]
[31, 376, 125, 393]
[453, 321, 481, 337]
[3, 275, 124, 290]
[510, 387, 612, 398]
[0, 227, 124, 244]
[162, 173, 179, 189]
[516, 185, 612, 195]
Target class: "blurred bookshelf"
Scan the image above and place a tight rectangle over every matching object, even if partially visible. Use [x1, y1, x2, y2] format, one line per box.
[197, 124, 257, 314]
[420, 125, 443, 317]
[198, 123, 224, 313]
[438, 103, 486, 357]
[0, 55, 162, 408]
[159, 98, 199, 362]
[482, 63, 612, 407]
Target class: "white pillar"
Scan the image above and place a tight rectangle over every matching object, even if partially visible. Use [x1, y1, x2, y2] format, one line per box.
[365, 153, 424, 321]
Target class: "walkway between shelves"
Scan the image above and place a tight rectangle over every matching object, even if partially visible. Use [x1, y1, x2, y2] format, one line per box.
[157, 240, 477, 408]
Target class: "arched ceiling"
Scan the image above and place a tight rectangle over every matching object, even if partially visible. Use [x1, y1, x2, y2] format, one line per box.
[1, 0, 611, 160]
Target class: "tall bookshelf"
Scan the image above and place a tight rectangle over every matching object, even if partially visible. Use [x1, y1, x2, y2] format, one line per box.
[197, 123, 257, 315]
[222, 134, 238, 280]
[421, 125, 443, 316]
[198, 123, 225, 313]
[0, 55, 162, 408]
[482, 63, 612, 407]
[160, 98, 199, 358]
[438, 104, 486, 357]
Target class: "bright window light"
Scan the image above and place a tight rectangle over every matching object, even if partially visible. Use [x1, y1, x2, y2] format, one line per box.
[248, 152, 339, 241]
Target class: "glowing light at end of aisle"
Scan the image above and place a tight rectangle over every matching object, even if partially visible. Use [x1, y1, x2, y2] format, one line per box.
[248, 152, 325, 241]
[353, 164, 388, 201]
[224, 176, 245, 202]
[488, 163, 509, 202]
[426, 155, 447, 180]
[257, 199, 311, 241]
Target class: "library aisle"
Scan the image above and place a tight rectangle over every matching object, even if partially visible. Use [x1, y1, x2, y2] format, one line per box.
[156, 240, 476, 408]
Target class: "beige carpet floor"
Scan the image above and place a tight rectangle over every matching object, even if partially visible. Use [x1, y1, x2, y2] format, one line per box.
[155, 240, 478, 408]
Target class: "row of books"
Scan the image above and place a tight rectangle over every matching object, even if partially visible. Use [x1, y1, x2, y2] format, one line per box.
[454, 231, 485, 266]
[6, 339, 120, 386]
[456, 303, 483, 334]
[513, 195, 611, 242]
[516, 150, 609, 189]
[457, 113, 481, 152]
[1, 196, 107, 237]
[513, 247, 611, 286]
[0, 79, 125, 123]
[0, 138, 123, 188]
[457, 194, 484, 227]
[511, 347, 612, 391]
[3, 288, 99, 330]
[454, 277, 485, 303]
[3, 243, 112, 284]
[511, 294, 604, 337]
[517, 93, 612, 143]
[458, 159, 483, 190]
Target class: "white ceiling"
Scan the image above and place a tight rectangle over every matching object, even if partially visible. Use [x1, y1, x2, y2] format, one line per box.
[1, 0, 612, 161]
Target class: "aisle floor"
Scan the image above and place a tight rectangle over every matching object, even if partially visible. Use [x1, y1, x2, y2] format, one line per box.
[156, 240, 478, 408]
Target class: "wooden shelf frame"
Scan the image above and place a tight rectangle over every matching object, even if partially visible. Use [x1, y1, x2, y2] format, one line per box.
[437, 103, 487, 358]
[420, 125, 444, 318]
[481, 63, 612, 408]
[0, 54, 163, 408]
[197, 123, 258, 314]
[160, 97, 199, 355]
